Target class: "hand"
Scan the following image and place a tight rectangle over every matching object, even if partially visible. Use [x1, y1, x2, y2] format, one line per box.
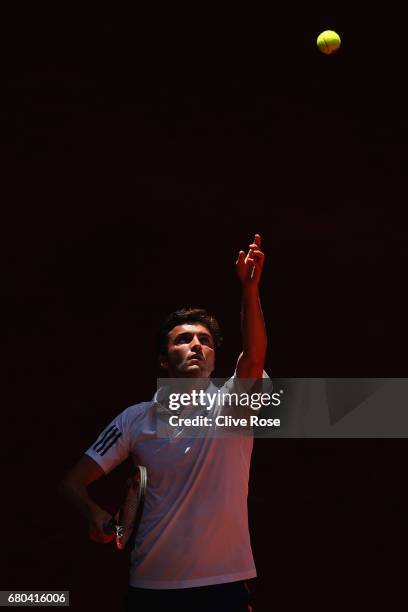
[88, 507, 115, 544]
[236, 234, 265, 290]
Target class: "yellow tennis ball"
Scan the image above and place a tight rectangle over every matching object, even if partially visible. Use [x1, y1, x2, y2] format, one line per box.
[317, 30, 341, 55]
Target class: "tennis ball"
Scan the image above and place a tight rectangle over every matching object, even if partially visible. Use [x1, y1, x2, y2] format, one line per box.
[317, 30, 341, 55]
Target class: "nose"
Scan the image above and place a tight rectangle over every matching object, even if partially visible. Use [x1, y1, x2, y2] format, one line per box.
[191, 335, 203, 352]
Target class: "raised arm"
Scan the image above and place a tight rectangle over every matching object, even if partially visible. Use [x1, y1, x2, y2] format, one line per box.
[235, 233, 267, 379]
[59, 455, 115, 544]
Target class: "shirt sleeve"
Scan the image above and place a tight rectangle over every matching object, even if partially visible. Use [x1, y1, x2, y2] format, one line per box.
[85, 409, 131, 475]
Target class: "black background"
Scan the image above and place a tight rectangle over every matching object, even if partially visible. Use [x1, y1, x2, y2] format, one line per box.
[2, 5, 408, 610]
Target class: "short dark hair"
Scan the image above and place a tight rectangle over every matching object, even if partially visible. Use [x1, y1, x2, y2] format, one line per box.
[157, 308, 223, 356]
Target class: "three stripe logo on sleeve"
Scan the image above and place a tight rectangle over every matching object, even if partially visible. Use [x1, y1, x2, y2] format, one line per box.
[93, 425, 122, 456]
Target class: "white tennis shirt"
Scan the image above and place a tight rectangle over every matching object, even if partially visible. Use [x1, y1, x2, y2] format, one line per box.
[85, 374, 267, 589]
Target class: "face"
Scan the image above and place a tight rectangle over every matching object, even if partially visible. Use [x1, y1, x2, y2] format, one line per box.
[160, 323, 215, 378]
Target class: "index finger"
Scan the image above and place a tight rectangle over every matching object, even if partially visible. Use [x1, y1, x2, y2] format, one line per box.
[253, 234, 261, 247]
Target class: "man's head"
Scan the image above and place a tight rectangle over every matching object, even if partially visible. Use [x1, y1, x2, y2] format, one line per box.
[157, 308, 223, 378]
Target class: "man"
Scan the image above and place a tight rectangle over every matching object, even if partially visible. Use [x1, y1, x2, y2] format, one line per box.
[60, 234, 267, 611]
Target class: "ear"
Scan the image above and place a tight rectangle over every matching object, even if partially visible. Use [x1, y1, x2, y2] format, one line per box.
[159, 355, 168, 370]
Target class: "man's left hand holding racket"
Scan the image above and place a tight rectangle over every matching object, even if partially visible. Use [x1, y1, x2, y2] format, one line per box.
[59, 456, 146, 549]
[103, 465, 147, 550]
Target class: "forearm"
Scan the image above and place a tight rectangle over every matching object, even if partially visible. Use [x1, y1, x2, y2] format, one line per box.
[241, 287, 267, 365]
[59, 455, 114, 543]
[59, 477, 101, 522]
[235, 233, 267, 377]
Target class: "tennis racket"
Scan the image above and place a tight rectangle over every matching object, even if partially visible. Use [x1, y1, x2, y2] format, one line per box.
[104, 465, 147, 550]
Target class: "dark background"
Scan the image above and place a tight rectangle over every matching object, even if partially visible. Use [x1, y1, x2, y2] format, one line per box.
[2, 5, 407, 610]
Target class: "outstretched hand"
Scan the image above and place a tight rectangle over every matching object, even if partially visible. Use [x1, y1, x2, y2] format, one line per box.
[236, 234, 265, 290]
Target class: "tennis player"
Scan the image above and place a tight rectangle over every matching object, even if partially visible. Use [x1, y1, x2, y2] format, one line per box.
[60, 234, 268, 612]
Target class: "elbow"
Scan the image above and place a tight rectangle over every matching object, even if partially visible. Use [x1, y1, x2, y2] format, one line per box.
[58, 476, 69, 498]
[58, 473, 76, 499]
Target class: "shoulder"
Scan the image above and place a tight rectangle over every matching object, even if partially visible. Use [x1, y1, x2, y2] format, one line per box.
[118, 401, 153, 430]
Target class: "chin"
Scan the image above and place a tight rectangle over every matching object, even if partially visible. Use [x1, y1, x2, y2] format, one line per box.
[184, 367, 203, 377]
